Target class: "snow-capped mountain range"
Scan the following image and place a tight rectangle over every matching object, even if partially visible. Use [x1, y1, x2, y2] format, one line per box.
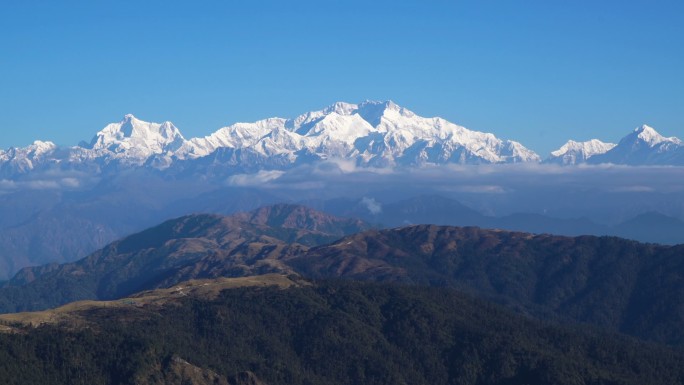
[587, 125, 684, 165]
[546, 125, 684, 165]
[177, 101, 539, 166]
[1, 101, 683, 178]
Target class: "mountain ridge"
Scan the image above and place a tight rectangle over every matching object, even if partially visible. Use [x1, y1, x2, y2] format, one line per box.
[0, 204, 370, 311]
[8, 101, 683, 177]
[547, 139, 617, 164]
[3, 206, 684, 349]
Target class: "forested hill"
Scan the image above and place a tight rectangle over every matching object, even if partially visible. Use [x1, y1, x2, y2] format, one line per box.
[295, 225, 684, 347]
[3, 213, 684, 349]
[0, 279, 683, 385]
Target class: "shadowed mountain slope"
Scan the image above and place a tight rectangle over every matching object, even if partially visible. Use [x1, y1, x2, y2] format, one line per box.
[293, 225, 684, 347]
[231, 203, 371, 243]
[0, 205, 368, 312]
[3, 209, 684, 348]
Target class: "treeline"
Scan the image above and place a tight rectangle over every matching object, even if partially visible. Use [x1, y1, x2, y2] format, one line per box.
[0, 281, 683, 384]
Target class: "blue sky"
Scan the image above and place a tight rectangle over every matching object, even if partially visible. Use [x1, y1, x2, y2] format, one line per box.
[1, 0, 682, 155]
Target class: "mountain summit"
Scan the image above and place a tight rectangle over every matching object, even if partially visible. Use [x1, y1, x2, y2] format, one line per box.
[631, 124, 681, 146]
[588, 125, 684, 165]
[547, 139, 617, 165]
[87, 114, 186, 163]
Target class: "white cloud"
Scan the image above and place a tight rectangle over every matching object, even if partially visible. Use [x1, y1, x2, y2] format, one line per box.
[361, 197, 382, 214]
[60, 178, 81, 188]
[226, 170, 285, 187]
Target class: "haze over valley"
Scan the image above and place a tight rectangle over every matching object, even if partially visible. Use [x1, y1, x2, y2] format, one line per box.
[0, 102, 683, 278]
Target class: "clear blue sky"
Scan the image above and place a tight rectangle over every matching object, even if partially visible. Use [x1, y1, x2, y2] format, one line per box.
[1, 0, 683, 155]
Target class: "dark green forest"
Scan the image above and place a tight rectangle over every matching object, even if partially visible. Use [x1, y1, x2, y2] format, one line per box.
[0, 281, 682, 385]
[2, 208, 684, 384]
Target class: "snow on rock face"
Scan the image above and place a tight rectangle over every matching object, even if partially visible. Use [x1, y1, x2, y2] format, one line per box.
[88, 114, 186, 162]
[0, 141, 58, 175]
[546, 125, 684, 165]
[547, 139, 617, 165]
[178, 118, 287, 159]
[633, 125, 682, 147]
[26, 140, 58, 157]
[588, 125, 684, 165]
[177, 100, 541, 165]
[9, 103, 684, 177]
[0, 102, 543, 175]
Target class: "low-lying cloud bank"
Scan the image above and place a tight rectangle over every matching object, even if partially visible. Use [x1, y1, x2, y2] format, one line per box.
[223, 162, 684, 222]
[2, 162, 683, 222]
[225, 162, 684, 195]
[0, 170, 101, 194]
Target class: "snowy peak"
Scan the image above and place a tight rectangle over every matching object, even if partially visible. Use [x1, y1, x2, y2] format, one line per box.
[292, 101, 540, 164]
[0, 140, 58, 175]
[587, 124, 684, 165]
[323, 101, 359, 116]
[316, 100, 415, 128]
[357, 100, 416, 127]
[25, 140, 58, 157]
[547, 125, 684, 165]
[547, 139, 617, 165]
[89, 115, 186, 156]
[0, 140, 57, 160]
[628, 125, 682, 147]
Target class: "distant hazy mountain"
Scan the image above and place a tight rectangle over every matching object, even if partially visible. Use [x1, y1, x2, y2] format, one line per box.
[0, 204, 369, 311]
[326, 195, 490, 228]
[315, 195, 684, 244]
[232, 203, 371, 236]
[612, 211, 684, 245]
[5, 211, 684, 349]
[0, 187, 681, 281]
